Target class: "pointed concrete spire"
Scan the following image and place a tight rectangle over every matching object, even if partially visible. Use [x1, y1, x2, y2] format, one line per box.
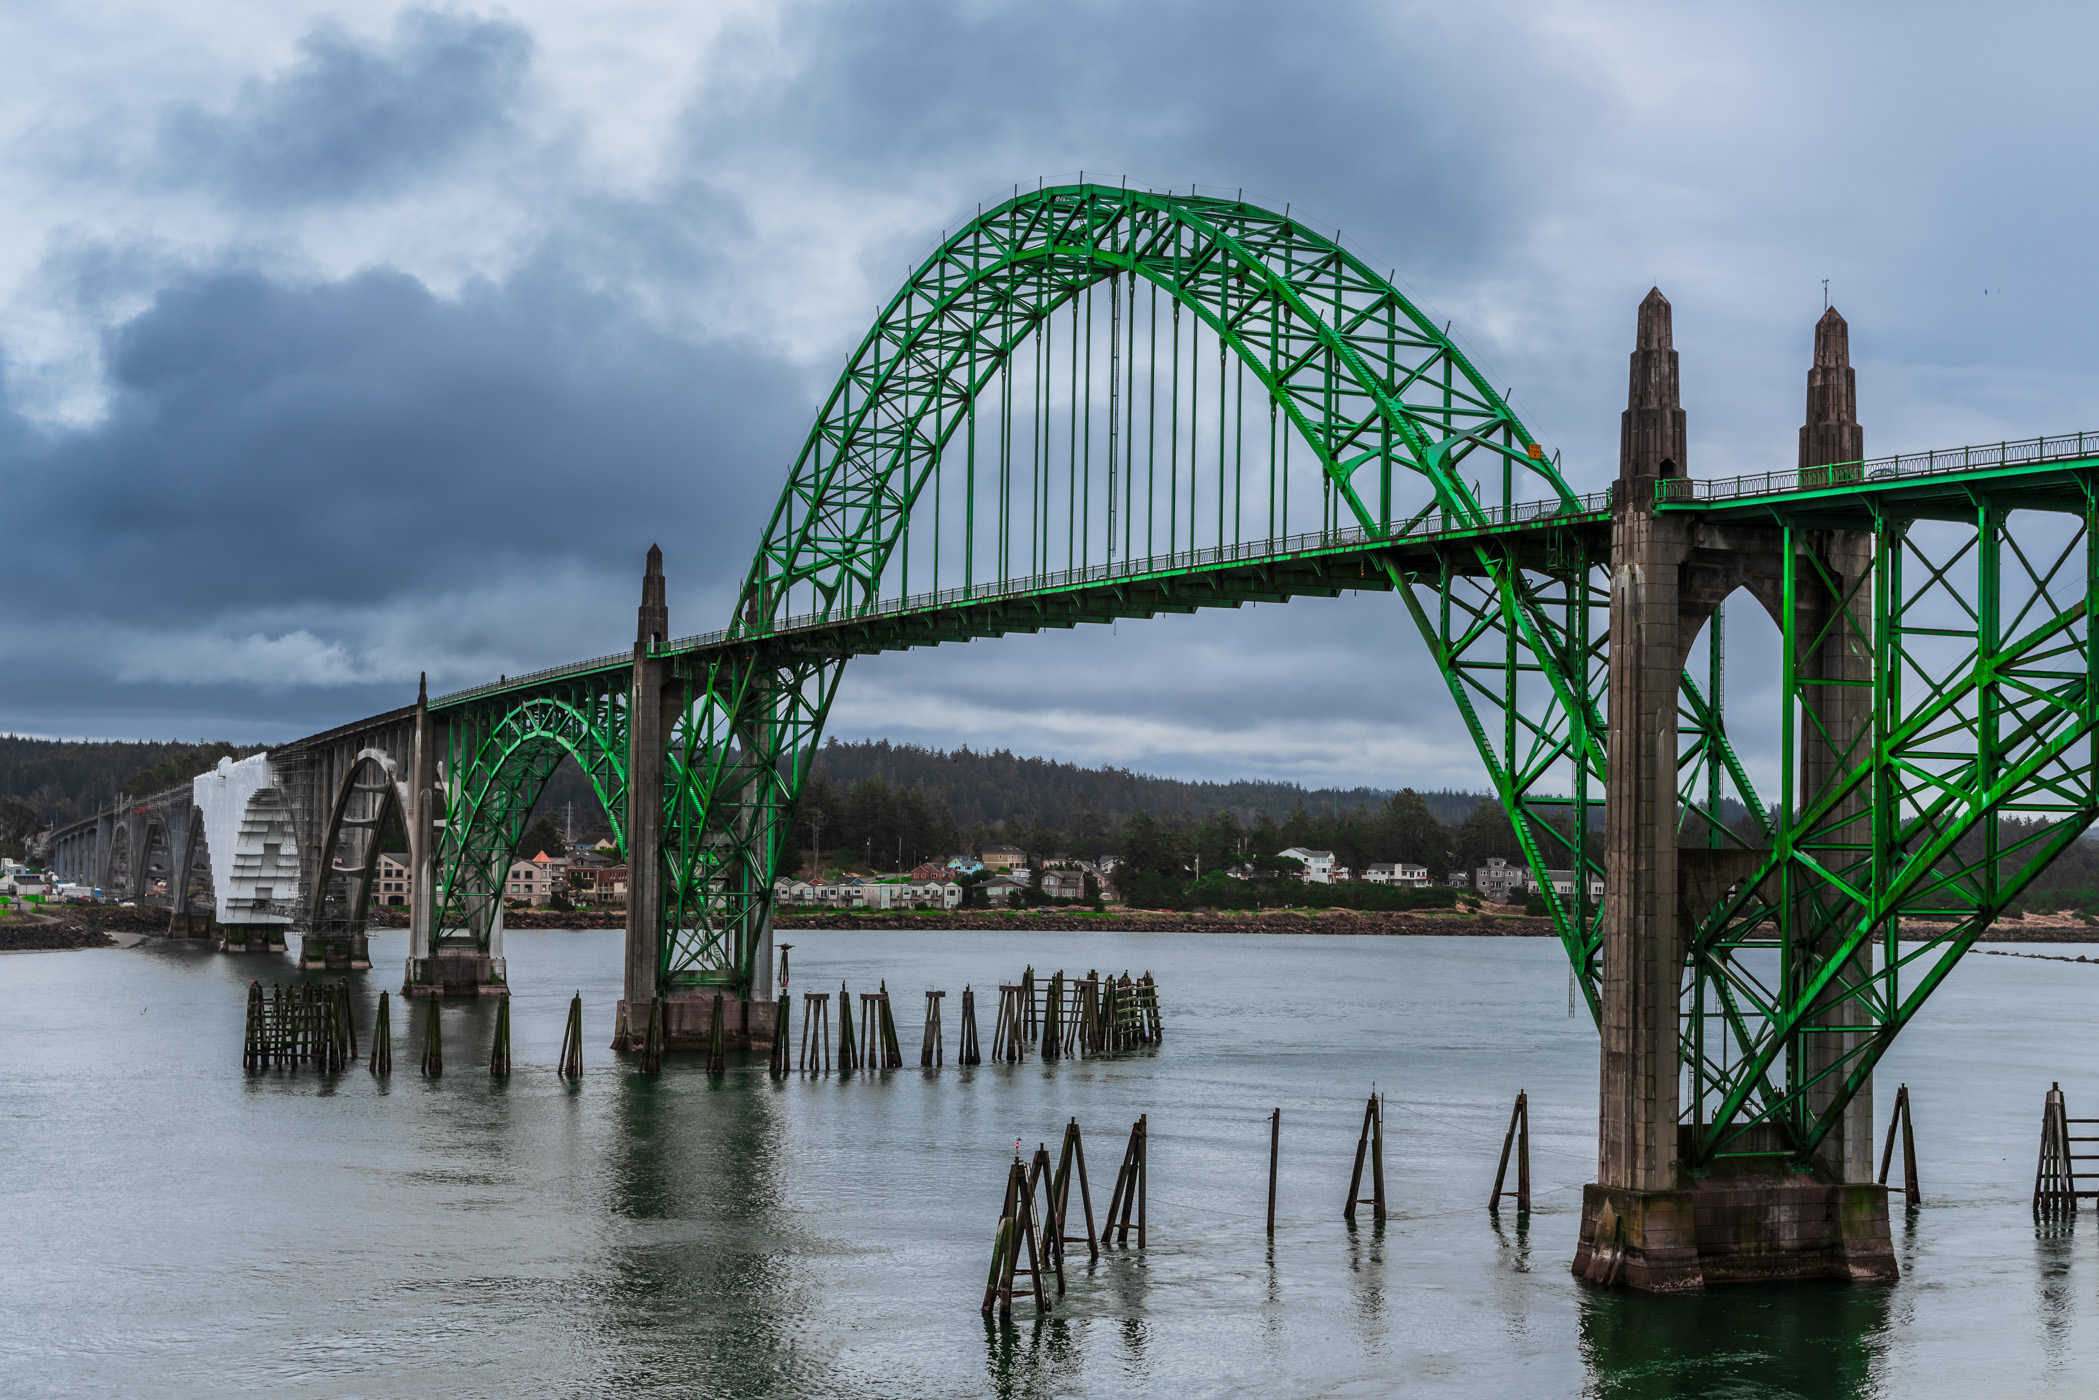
[1620, 288, 1687, 485]
[636, 544, 669, 650]
[1800, 307, 1862, 471]
[417, 671, 427, 704]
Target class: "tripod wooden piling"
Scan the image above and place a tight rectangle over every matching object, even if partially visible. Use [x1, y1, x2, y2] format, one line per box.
[838, 981, 860, 1071]
[1344, 1092, 1387, 1223]
[1878, 1082, 1921, 1207]
[959, 985, 981, 1065]
[980, 1156, 1051, 1319]
[2036, 1082, 2084, 1219]
[1489, 1090, 1530, 1214]
[369, 989, 392, 1076]
[1104, 1114, 1148, 1247]
[1051, 1117, 1099, 1263]
[800, 991, 831, 1074]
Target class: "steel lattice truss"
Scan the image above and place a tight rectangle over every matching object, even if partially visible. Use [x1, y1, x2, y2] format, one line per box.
[412, 183, 2099, 1170]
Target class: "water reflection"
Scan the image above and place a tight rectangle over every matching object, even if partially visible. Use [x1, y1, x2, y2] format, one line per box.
[1577, 1280, 1891, 1399]
[981, 1314, 1075, 1399]
[2033, 1219, 2076, 1366]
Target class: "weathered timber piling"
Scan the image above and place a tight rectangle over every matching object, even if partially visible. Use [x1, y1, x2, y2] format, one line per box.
[981, 1155, 1050, 1319]
[1040, 971, 1064, 1060]
[992, 985, 1026, 1063]
[318, 984, 345, 1073]
[1104, 1114, 1148, 1247]
[1344, 1092, 1387, 1223]
[1025, 1143, 1069, 1296]
[877, 981, 904, 1068]
[800, 991, 831, 1074]
[420, 996, 443, 1077]
[2036, 1082, 2080, 1219]
[490, 996, 512, 1077]
[857, 993, 878, 1071]
[1490, 1090, 1531, 1214]
[1020, 965, 1037, 1039]
[770, 996, 792, 1076]
[370, 990, 392, 1076]
[557, 992, 583, 1080]
[1878, 1082, 1920, 1207]
[641, 996, 663, 1075]
[1051, 1117, 1099, 1263]
[1268, 1108, 1281, 1234]
[837, 982, 860, 1071]
[921, 990, 945, 1066]
[959, 986, 981, 1065]
[1078, 971, 1101, 1054]
[707, 994, 727, 1076]
[243, 982, 266, 1071]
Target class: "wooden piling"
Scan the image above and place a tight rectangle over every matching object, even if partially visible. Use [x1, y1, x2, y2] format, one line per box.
[420, 995, 443, 1077]
[1020, 965, 1037, 1039]
[981, 1154, 1054, 1318]
[370, 990, 392, 1077]
[242, 982, 264, 1071]
[1041, 971, 1063, 1060]
[641, 996, 664, 1075]
[800, 991, 831, 1074]
[1489, 1090, 1531, 1214]
[707, 993, 727, 1076]
[837, 981, 859, 1071]
[1344, 1092, 1387, 1223]
[1878, 1082, 1921, 1207]
[1268, 1108, 1280, 1234]
[1051, 1117, 1099, 1263]
[490, 995, 512, 1077]
[558, 992, 583, 1080]
[1025, 1143, 1069, 1296]
[877, 981, 903, 1068]
[1104, 1114, 1148, 1247]
[770, 995, 791, 1076]
[920, 990, 945, 1066]
[2035, 1082, 2080, 1218]
[959, 985, 981, 1065]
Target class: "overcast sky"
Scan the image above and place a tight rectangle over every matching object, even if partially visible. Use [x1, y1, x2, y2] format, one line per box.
[3, 1, 2095, 792]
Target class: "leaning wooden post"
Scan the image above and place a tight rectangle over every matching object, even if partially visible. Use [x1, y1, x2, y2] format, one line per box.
[338, 980, 358, 1063]
[558, 992, 583, 1080]
[1490, 1090, 1531, 1213]
[489, 995, 512, 1077]
[837, 981, 858, 1071]
[1879, 1082, 1921, 1207]
[1345, 1090, 1387, 1222]
[1268, 1107, 1281, 1234]
[770, 995, 791, 1076]
[1105, 1114, 1148, 1246]
[420, 995, 443, 1077]
[921, 990, 945, 1066]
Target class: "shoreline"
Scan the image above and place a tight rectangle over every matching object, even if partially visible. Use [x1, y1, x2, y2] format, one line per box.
[24, 904, 2099, 943]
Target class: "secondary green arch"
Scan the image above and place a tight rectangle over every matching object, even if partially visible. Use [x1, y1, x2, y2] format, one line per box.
[733, 183, 1576, 633]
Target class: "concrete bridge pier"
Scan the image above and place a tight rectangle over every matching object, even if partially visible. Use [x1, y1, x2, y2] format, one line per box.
[610, 547, 778, 1052]
[1572, 291, 1893, 1290]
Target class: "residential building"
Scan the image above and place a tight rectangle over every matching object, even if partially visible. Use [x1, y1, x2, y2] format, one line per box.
[1524, 868, 1605, 903]
[977, 875, 1033, 907]
[1474, 858, 1525, 904]
[1277, 847, 1336, 884]
[909, 861, 949, 882]
[376, 851, 412, 905]
[505, 849, 571, 906]
[979, 844, 1027, 871]
[1363, 862, 1431, 888]
[946, 854, 984, 874]
[1039, 870, 1086, 901]
[1330, 866, 1353, 883]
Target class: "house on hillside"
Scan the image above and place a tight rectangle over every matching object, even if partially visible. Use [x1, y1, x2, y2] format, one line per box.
[1363, 862, 1430, 888]
[1039, 870, 1086, 901]
[1474, 858, 1524, 903]
[979, 844, 1027, 871]
[1277, 847, 1335, 884]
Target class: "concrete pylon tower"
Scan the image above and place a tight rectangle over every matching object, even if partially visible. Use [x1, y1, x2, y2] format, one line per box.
[1621, 287, 1687, 484]
[1800, 306, 1864, 472]
[623, 545, 669, 1030]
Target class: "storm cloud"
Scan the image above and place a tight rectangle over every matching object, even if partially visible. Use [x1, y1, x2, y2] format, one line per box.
[5, 0, 2099, 786]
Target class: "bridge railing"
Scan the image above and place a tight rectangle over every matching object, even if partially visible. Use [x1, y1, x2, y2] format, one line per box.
[433, 491, 1612, 707]
[1663, 429, 2099, 505]
[663, 491, 1611, 653]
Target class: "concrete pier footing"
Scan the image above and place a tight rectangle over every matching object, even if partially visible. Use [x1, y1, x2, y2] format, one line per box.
[219, 926, 287, 953]
[612, 995, 779, 1052]
[402, 950, 508, 998]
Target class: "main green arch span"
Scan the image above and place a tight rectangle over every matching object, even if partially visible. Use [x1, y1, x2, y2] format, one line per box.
[413, 182, 2099, 1180]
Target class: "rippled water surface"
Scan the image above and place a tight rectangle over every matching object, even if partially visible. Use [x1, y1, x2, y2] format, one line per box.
[6, 929, 2099, 1398]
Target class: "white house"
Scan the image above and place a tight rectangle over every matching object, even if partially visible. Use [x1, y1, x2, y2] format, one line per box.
[1363, 862, 1430, 887]
[1474, 857, 1525, 903]
[1277, 847, 1336, 884]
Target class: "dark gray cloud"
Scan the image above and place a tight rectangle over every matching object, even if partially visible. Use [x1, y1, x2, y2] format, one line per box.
[157, 8, 533, 206]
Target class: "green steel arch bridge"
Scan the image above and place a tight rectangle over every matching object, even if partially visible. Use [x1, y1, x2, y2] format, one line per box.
[89, 183, 2095, 1285]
